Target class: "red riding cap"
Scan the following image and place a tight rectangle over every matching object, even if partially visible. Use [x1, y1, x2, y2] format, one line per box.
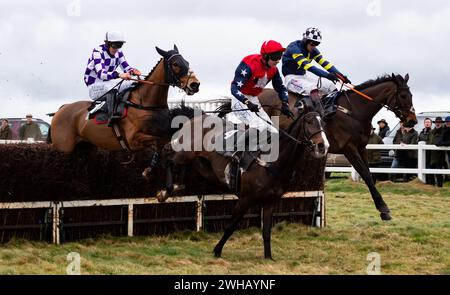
[260, 40, 286, 55]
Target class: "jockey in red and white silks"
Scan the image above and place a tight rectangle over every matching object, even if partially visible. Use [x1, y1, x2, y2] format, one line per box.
[227, 40, 291, 134]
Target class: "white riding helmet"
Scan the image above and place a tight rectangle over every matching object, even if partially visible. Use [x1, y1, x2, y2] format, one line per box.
[303, 27, 322, 43]
[104, 31, 126, 43]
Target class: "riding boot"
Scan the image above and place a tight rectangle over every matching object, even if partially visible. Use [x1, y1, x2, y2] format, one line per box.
[106, 89, 120, 127]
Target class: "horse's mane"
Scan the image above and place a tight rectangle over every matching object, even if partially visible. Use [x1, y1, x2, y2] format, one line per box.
[352, 74, 395, 91]
[132, 58, 164, 91]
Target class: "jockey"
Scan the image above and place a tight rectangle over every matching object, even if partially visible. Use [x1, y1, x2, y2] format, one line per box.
[227, 40, 292, 152]
[282, 27, 351, 118]
[84, 31, 141, 125]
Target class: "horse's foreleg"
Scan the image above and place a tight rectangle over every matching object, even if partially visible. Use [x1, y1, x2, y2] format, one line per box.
[262, 203, 275, 260]
[213, 197, 252, 258]
[344, 147, 392, 220]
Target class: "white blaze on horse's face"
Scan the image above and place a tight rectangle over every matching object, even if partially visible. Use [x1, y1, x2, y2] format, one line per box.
[315, 115, 329, 158]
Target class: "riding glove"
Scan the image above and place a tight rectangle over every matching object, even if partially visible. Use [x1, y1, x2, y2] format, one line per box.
[281, 102, 294, 118]
[244, 100, 259, 112]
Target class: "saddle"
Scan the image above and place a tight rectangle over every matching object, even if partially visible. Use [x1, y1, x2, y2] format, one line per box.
[87, 88, 132, 125]
[215, 123, 270, 195]
[290, 90, 341, 120]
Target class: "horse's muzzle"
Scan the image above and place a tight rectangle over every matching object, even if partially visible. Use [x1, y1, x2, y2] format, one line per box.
[186, 82, 200, 95]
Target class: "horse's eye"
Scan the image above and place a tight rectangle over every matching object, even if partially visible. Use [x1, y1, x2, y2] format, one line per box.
[172, 62, 180, 68]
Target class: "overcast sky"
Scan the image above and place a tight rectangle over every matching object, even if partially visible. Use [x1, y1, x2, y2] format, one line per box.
[1, 0, 449, 128]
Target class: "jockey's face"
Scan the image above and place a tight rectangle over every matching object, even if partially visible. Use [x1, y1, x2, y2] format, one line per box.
[108, 46, 118, 56]
[267, 58, 280, 68]
[306, 40, 319, 52]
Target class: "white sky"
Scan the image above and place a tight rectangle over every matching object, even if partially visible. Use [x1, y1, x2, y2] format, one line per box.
[0, 0, 449, 128]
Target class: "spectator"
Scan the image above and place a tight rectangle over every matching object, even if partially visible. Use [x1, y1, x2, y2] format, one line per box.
[401, 124, 419, 181]
[0, 119, 12, 140]
[390, 122, 404, 181]
[427, 117, 446, 187]
[419, 118, 434, 184]
[419, 118, 432, 142]
[436, 116, 450, 184]
[19, 114, 42, 141]
[367, 127, 384, 184]
[377, 119, 390, 139]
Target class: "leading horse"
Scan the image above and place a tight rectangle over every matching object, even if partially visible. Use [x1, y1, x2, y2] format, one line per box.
[257, 73, 417, 221]
[160, 104, 328, 259]
[50, 45, 200, 153]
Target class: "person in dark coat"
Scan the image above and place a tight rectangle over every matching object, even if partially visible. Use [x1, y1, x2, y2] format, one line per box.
[419, 118, 434, 184]
[419, 117, 432, 142]
[390, 122, 404, 181]
[427, 117, 446, 187]
[436, 116, 450, 185]
[367, 127, 384, 184]
[19, 114, 42, 141]
[0, 119, 12, 140]
[377, 119, 390, 139]
[401, 124, 419, 181]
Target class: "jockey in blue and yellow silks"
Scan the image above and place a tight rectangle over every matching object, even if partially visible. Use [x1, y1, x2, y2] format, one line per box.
[282, 27, 351, 103]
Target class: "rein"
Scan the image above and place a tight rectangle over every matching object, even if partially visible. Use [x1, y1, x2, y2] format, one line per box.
[336, 79, 409, 119]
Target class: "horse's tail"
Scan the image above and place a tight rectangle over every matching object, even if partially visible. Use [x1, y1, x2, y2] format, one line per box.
[215, 101, 231, 118]
[46, 126, 52, 144]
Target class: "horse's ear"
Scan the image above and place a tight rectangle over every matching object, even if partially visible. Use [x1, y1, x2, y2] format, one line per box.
[391, 73, 396, 79]
[156, 46, 168, 58]
[173, 44, 179, 53]
[404, 73, 409, 83]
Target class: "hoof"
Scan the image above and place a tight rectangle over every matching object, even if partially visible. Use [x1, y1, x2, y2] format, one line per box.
[380, 212, 392, 221]
[265, 255, 275, 261]
[213, 250, 222, 258]
[156, 190, 169, 203]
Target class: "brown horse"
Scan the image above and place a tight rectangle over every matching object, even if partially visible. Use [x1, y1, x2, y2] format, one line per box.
[160, 105, 328, 259]
[256, 73, 418, 221]
[50, 45, 200, 153]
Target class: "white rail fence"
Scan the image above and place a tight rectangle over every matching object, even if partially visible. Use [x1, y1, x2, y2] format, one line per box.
[326, 143, 450, 183]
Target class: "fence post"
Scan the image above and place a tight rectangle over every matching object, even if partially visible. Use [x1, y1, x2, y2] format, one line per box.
[196, 196, 203, 232]
[417, 141, 426, 183]
[52, 202, 60, 245]
[127, 203, 134, 237]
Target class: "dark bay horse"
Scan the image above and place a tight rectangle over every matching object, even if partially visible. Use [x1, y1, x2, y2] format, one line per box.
[257, 73, 418, 221]
[160, 106, 328, 259]
[50, 45, 200, 153]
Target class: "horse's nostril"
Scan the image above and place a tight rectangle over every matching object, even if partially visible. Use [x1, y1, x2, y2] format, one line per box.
[190, 82, 200, 92]
[318, 142, 325, 153]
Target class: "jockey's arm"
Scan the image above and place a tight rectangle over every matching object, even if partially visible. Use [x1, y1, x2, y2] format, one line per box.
[271, 71, 288, 103]
[312, 52, 344, 77]
[230, 62, 252, 103]
[292, 52, 329, 79]
[118, 51, 141, 76]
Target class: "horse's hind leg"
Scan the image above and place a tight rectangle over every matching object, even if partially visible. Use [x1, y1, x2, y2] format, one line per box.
[344, 147, 392, 221]
[213, 197, 252, 258]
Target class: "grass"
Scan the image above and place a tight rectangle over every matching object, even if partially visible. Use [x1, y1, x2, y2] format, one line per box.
[0, 176, 449, 274]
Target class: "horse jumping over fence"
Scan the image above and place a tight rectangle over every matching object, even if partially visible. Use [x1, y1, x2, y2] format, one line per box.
[255, 73, 417, 221]
[49, 45, 200, 153]
[159, 103, 328, 259]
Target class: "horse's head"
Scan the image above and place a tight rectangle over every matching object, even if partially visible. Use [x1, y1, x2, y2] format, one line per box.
[156, 45, 200, 95]
[289, 111, 329, 159]
[390, 73, 417, 127]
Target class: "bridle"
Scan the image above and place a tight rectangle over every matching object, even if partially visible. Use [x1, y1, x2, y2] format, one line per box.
[125, 53, 194, 111]
[283, 111, 324, 147]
